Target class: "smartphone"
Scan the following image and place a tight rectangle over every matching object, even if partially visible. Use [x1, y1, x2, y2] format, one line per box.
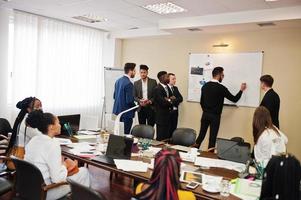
[186, 182, 199, 189]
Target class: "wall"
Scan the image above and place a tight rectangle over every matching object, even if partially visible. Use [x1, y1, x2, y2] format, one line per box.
[121, 27, 301, 160]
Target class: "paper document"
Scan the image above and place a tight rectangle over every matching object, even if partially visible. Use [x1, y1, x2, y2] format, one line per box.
[77, 130, 99, 135]
[231, 179, 262, 200]
[169, 145, 191, 152]
[55, 138, 72, 145]
[114, 159, 148, 172]
[194, 157, 246, 172]
[74, 135, 97, 140]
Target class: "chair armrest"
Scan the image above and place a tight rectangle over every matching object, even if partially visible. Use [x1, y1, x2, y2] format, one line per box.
[206, 147, 216, 152]
[43, 181, 69, 191]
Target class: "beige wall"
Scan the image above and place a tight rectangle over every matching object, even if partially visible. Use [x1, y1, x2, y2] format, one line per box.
[121, 27, 301, 160]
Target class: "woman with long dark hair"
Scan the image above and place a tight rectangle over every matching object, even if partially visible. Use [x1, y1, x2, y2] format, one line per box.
[260, 154, 301, 200]
[135, 149, 196, 200]
[253, 106, 287, 166]
[6, 97, 42, 154]
[24, 110, 90, 200]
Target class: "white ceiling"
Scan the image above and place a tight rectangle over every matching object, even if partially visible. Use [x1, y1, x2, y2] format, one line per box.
[1, 0, 301, 35]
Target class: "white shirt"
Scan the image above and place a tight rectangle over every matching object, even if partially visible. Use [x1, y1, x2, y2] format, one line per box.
[210, 79, 219, 83]
[25, 134, 68, 185]
[17, 114, 42, 147]
[254, 128, 288, 166]
[142, 79, 148, 100]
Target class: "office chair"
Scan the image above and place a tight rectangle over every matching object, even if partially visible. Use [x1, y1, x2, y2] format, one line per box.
[170, 128, 196, 147]
[11, 157, 68, 200]
[68, 179, 107, 200]
[0, 156, 13, 197]
[131, 125, 155, 139]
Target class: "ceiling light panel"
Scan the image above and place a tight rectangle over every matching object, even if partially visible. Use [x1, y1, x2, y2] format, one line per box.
[142, 2, 187, 15]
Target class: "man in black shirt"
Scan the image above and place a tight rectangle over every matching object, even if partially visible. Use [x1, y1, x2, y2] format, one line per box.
[260, 75, 280, 128]
[195, 67, 247, 149]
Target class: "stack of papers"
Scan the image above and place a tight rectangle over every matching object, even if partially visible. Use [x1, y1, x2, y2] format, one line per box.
[231, 178, 262, 200]
[55, 138, 72, 145]
[114, 159, 148, 172]
[67, 142, 100, 157]
[169, 145, 191, 152]
[179, 152, 197, 162]
[77, 130, 99, 135]
[194, 157, 246, 172]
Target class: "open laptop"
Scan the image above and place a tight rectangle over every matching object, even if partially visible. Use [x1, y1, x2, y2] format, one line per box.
[216, 138, 251, 164]
[92, 134, 133, 165]
[58, 114, 80, 136]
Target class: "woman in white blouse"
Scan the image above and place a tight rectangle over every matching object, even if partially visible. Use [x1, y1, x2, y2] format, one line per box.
[24, 110, 90, 200]
[253, 106, 288, 166]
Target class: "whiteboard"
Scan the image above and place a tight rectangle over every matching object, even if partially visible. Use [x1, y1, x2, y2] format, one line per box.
[188, 52, 263, 107]
[104, 67, 124, 114]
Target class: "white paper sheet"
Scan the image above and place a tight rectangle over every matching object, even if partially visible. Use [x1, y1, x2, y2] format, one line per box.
[114, 159, 148, 172]
[55, 138, 72, 145]
[194, 157, 246, 172]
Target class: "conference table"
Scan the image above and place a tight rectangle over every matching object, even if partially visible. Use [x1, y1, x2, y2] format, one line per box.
[61, 137, 241, 200]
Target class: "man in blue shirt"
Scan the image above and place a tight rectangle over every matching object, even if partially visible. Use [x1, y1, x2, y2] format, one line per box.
[113, 63, 136, 134]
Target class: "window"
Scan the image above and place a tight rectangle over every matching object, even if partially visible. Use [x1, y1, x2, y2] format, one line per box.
[8, 11, 104, 120]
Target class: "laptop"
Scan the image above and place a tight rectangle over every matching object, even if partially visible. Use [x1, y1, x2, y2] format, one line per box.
[92, 134, 133, 165]
[216, 138, 251, 164]
[58, 114, 80, 136]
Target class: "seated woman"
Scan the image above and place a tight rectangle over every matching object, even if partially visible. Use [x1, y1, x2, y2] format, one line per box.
[7, 97, 43, 155]
[135, 149, 196, 200]
[253, 106, 288, 166]
[24, 110, 90, 200]
[260, 154, 301, 200]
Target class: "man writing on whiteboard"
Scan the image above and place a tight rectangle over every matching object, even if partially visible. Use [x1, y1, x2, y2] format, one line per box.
[194, 66, 247, 150]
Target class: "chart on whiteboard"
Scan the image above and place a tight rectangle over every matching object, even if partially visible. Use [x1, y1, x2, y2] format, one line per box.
[187, 53, 263, 107]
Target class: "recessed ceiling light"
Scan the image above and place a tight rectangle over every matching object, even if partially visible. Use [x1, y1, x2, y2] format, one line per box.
[265, 0, 279, 2]
[187, 28, 203, 32]
[257, 22, 276, 27]
[72, 14, 108, 23]
[213, 43, 229, 47]
[142, 2, 187, 15]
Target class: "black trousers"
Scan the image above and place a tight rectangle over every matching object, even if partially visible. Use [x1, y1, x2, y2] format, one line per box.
[156, 123, 170, 141]
[121, 117, 133, 135]
[169, 110, 178, 138]
[196, 112, 221, 149]
[138, 106, 155, 127]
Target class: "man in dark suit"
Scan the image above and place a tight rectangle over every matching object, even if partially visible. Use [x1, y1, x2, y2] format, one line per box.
[153, 71, 173, 141]
[167, 73, 183, 137]
[260, 75, 280, 128]
[194, 67, 247, 149]
[133, 65, 157, 126]
[113, 63, 136, 134]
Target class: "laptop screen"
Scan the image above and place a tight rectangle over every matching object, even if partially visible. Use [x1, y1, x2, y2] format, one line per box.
[58, 114, 80, 136]
[106, 135, 133, 159]
[216, 138, 250, 164]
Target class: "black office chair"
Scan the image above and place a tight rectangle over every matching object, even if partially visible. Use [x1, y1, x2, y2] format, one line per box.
[170, 128, 196, 147]
[0, 156, 13, 196]
[68, 179, 106, 200]
[231, 137, 245, 144]
[131, 125, 155, 139]
[11, 156, 68, 200]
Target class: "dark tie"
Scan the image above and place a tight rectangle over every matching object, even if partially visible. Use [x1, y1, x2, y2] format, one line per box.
[167, 86, 172, 97]
[164, 86, 170, 97]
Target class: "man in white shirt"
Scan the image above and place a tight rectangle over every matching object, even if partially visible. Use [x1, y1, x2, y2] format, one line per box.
[133, 65, 157, 126]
